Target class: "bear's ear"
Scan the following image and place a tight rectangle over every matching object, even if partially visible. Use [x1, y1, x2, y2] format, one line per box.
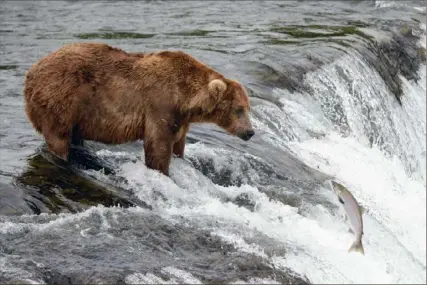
[187, 79, 227, 113]
[208, 79, 227, 100]
[188, 79, 227, 113]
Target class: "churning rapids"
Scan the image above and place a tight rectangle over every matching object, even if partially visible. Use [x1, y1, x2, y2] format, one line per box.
[0, 1, 426, 284]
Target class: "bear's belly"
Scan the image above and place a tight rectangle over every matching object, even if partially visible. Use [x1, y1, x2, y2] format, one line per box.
[78, 114, 145, 145]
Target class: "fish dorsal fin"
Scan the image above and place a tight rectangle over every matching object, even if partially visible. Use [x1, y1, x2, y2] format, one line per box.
[359, 205, 366, 215]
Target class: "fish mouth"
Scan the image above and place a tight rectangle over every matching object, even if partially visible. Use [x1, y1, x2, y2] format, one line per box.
[331, 180, 340, 188]
[330, 180, 343, 195]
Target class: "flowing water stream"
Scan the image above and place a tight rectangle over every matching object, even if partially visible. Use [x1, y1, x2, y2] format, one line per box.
[0, 1, 426, 284]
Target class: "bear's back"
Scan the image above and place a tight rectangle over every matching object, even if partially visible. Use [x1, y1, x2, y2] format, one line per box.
[27, 43, 135, 76]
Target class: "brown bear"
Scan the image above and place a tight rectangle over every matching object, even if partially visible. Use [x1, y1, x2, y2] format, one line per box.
[24, 42, 255, 176]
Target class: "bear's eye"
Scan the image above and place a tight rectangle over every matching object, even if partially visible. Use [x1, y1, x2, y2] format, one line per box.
[235, 107, 245, 117]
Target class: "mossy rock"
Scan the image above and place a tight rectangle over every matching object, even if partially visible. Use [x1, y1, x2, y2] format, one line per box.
[417, 48, 426, 60]
[75, 32, 155, 40]
[270, 25, 375, 42]
[0, 65, 17, 70]
[166, 29, 210, 37]
[13, 147, 150, 214]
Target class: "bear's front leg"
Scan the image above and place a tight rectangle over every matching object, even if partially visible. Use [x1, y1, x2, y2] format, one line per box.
[144, 138, 173, 176]
[172, 125, 189, 158]
[173, 135, 186, 158]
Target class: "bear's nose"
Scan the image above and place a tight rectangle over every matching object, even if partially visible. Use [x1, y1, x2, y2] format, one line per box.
[246, 129, 255, 139]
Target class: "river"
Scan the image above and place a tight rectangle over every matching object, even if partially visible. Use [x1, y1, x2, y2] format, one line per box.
[0, 0, 426, 284]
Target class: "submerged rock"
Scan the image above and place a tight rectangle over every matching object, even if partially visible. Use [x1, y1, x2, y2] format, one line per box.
[361, 23, 426, 105]
[12, 147, 149, 215]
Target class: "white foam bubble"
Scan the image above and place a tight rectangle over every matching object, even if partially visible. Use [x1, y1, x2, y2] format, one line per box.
[95, 149, 131, 158]
[232, 277, 281, 284]
[0, 205, 148, 236]
[125, 272, 172, 284]
[161, 267, 202, 284]
[213, 231, 269, 259]
[124, 267, 201, 284]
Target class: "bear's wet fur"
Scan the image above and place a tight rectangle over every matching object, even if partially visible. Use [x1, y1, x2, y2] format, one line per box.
[24, 43, 254, 176]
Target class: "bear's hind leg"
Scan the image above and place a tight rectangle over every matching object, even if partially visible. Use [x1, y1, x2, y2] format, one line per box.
[46, 135, 70, 161]
[43, 126, 71, 161]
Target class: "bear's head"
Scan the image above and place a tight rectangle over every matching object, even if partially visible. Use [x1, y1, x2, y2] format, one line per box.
[189, 78, 255, 141]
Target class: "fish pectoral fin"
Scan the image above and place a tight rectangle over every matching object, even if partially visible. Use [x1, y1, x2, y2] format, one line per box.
[338, 197, 345, 205]
[348, 228, 354, 234]
[359, 205, 366, 215]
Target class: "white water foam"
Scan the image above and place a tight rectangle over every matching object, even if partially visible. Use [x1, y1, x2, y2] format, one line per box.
[304, 52, 425, 180]
[0, 256, 45, 285]
[124, 267, 281, 284]
[0, 205, 148, 236]
[102, 136, 422, 284]
[125, 267, 202, 284]
[280, 31, 426, 283]
[289, 133, 426, 281]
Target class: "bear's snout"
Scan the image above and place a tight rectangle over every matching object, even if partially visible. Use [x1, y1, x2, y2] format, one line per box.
[237, 129, 255, 141]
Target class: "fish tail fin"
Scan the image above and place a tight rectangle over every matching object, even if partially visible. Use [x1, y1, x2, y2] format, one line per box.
[348, 240, 365, 255]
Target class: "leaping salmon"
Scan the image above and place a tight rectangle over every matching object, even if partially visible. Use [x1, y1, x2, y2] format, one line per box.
[331, 181, 366, 255]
